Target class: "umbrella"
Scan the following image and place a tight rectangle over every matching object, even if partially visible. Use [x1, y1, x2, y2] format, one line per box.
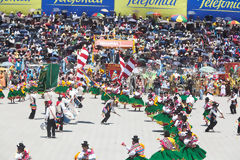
[173, 61, 181, 66]
[199, 66, 216, 73]
[153, 13, 161, 16]
[53, 8, 60, 12]
[215, 27, 223, 31]
[101, 9, 109, 12]
[62, 10, 68, 13]
[202, 53, 209, 57]
[132, 10, 139, 13]
[228, 20, 240, 25]
[0, 62, 13, 67]
[159, 20, 169, 23]
[92, 13, 104, 17]
[225, 17, 232, 21]
[129, 18, 137, 23]
[146, 11, 154, 15]
[171, 15, 187, 22]
[29, 8, 36, 12]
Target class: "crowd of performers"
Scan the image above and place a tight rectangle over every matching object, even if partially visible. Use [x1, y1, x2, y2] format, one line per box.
[9, 72, 234, 160]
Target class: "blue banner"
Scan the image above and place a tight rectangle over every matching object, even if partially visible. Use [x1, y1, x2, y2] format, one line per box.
[188, 0, 240, 20]
[42, 0, 114, 16]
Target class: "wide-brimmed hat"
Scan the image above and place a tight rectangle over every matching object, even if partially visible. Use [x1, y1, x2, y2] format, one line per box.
[17, 143, 25, 151]
[81, 141, 89, 147]
[132, 135, 139, 142]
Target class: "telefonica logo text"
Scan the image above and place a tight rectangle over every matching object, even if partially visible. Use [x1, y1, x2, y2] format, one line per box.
[53, 0, 103, 5]
[199, 0, 240, 10]
[127, 0, 177, 7]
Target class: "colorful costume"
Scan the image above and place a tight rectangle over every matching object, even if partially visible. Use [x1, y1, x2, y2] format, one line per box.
[54, 80, 68, 94]
[89, 83, 101, 95]
[0, 86, 5, 99]
[150, 137, 182, 160]
[130, 92, 145, 108]
[8, 85, 17, 100]
[119, 89, 130, 104]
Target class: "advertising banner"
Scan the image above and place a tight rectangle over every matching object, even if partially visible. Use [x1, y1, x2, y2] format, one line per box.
[0, 0, 41, 14]
[188, 0, 240, 20]
[95, 40, 134, 48]
[115, 0, 187, 18]
[42, 0, 114, 16]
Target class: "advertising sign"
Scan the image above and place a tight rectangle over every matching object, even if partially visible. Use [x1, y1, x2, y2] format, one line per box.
[42, 0, 114, 16]
[0, 0, 41, 14]
[115, 0, 187, 18]
[95, 40, 133, 48]
[188, 0, 240, 20]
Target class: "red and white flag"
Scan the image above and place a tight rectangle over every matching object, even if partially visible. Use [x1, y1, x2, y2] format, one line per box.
[120, 58, 136, 80]
[76, 48, 89, 80]
[119, 56, 125, 73]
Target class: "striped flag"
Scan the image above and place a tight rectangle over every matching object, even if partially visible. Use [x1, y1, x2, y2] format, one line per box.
[76, 48, 89, 80]
[119, 56, 125, 74]
[77, 48, 89, 69]
[120, 58, 136, 80]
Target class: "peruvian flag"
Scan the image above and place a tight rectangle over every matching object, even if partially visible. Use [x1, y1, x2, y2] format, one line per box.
[120, 58, 136, 80]
[119, 56, 125, 74]
[76, 48, 89, 80]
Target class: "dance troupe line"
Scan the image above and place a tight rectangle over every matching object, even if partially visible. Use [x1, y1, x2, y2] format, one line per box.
[10, 70, 230, 160]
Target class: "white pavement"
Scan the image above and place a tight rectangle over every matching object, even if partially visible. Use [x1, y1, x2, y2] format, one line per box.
[0, 90, 240, 160]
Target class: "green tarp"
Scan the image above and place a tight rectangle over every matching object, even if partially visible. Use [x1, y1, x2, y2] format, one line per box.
[38, 64, 59, 92]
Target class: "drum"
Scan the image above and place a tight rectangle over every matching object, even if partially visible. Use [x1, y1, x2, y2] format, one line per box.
[40, 122, 47, 130]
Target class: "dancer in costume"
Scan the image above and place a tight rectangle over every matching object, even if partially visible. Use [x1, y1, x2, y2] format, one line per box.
[181, 131, 206, 160]
[101, 83, 112, 103]
[8, 84, 17, 103]
[54, 78, 68, 95]
[119, 85, 130, 109]
[150, 131, 182, 160]
[28, 78, 38, 93]
[237, 117, 240, 135]
[75, 141, 96, 160]
[112, 84, 121, 107]
[28, 90, 37, 119]
[14, 143, 31, 160]
[153, 100, 173, 126]
[122, 135, 147, 160]
[203, 97, 211, 126]
[101, 98, 120, 125]
[205, 101, 224, 132]
[56, 97, 66, 132]
[130, 88, 144, 111]
[89, 82, 101, 98]
[18, 80, 27, 102]
[0, 84, 5, 99]
[228, 92, 237, 114]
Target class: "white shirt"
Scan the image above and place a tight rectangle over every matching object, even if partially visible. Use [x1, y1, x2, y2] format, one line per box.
[77, 149, 96, 160]
[45, 105, 56, 120]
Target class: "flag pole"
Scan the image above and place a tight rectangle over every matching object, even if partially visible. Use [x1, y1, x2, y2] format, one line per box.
[80, 68, 113, 99]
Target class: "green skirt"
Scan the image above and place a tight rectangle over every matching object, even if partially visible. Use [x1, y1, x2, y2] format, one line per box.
[174, 136, 186, 149]
[126, 156, 148, 160]
[150, 149, 182, 160]
[18, 89, 26, 98]
[0, 91, 5, 99]
[203, 110, 210, 119]
[90, 87, 101, 95]
[8, 90, 17, 99]
[129, 97, 145, 106]
[54, 86, 68, 94]
[119, 95, 130, 103]
[153, 113, 171, 124]
[101, 92, 111, 101]
[145, 103, 163, 114]
[181, 145, 206, 160]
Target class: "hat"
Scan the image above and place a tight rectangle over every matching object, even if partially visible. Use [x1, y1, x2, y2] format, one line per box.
[17, 143, 25, 151]
[132, 135, 139, 142]
[81, 141, 89, 147]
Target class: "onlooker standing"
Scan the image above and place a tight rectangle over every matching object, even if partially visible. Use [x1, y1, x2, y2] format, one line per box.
[45, 101, 56, 138]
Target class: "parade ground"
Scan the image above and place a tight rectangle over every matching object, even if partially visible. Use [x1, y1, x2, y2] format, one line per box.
[1, 90, 240, 160]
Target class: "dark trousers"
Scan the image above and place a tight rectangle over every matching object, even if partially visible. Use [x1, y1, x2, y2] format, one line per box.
[101, 111, 111, 123]
[29, 109, 36, 119]
[47, 119, 56, 137]
[230, 104, 237, 114]
[238, 126, 240, 134]
[59, 117, 64, 131]
[206, 118, 217, 131]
